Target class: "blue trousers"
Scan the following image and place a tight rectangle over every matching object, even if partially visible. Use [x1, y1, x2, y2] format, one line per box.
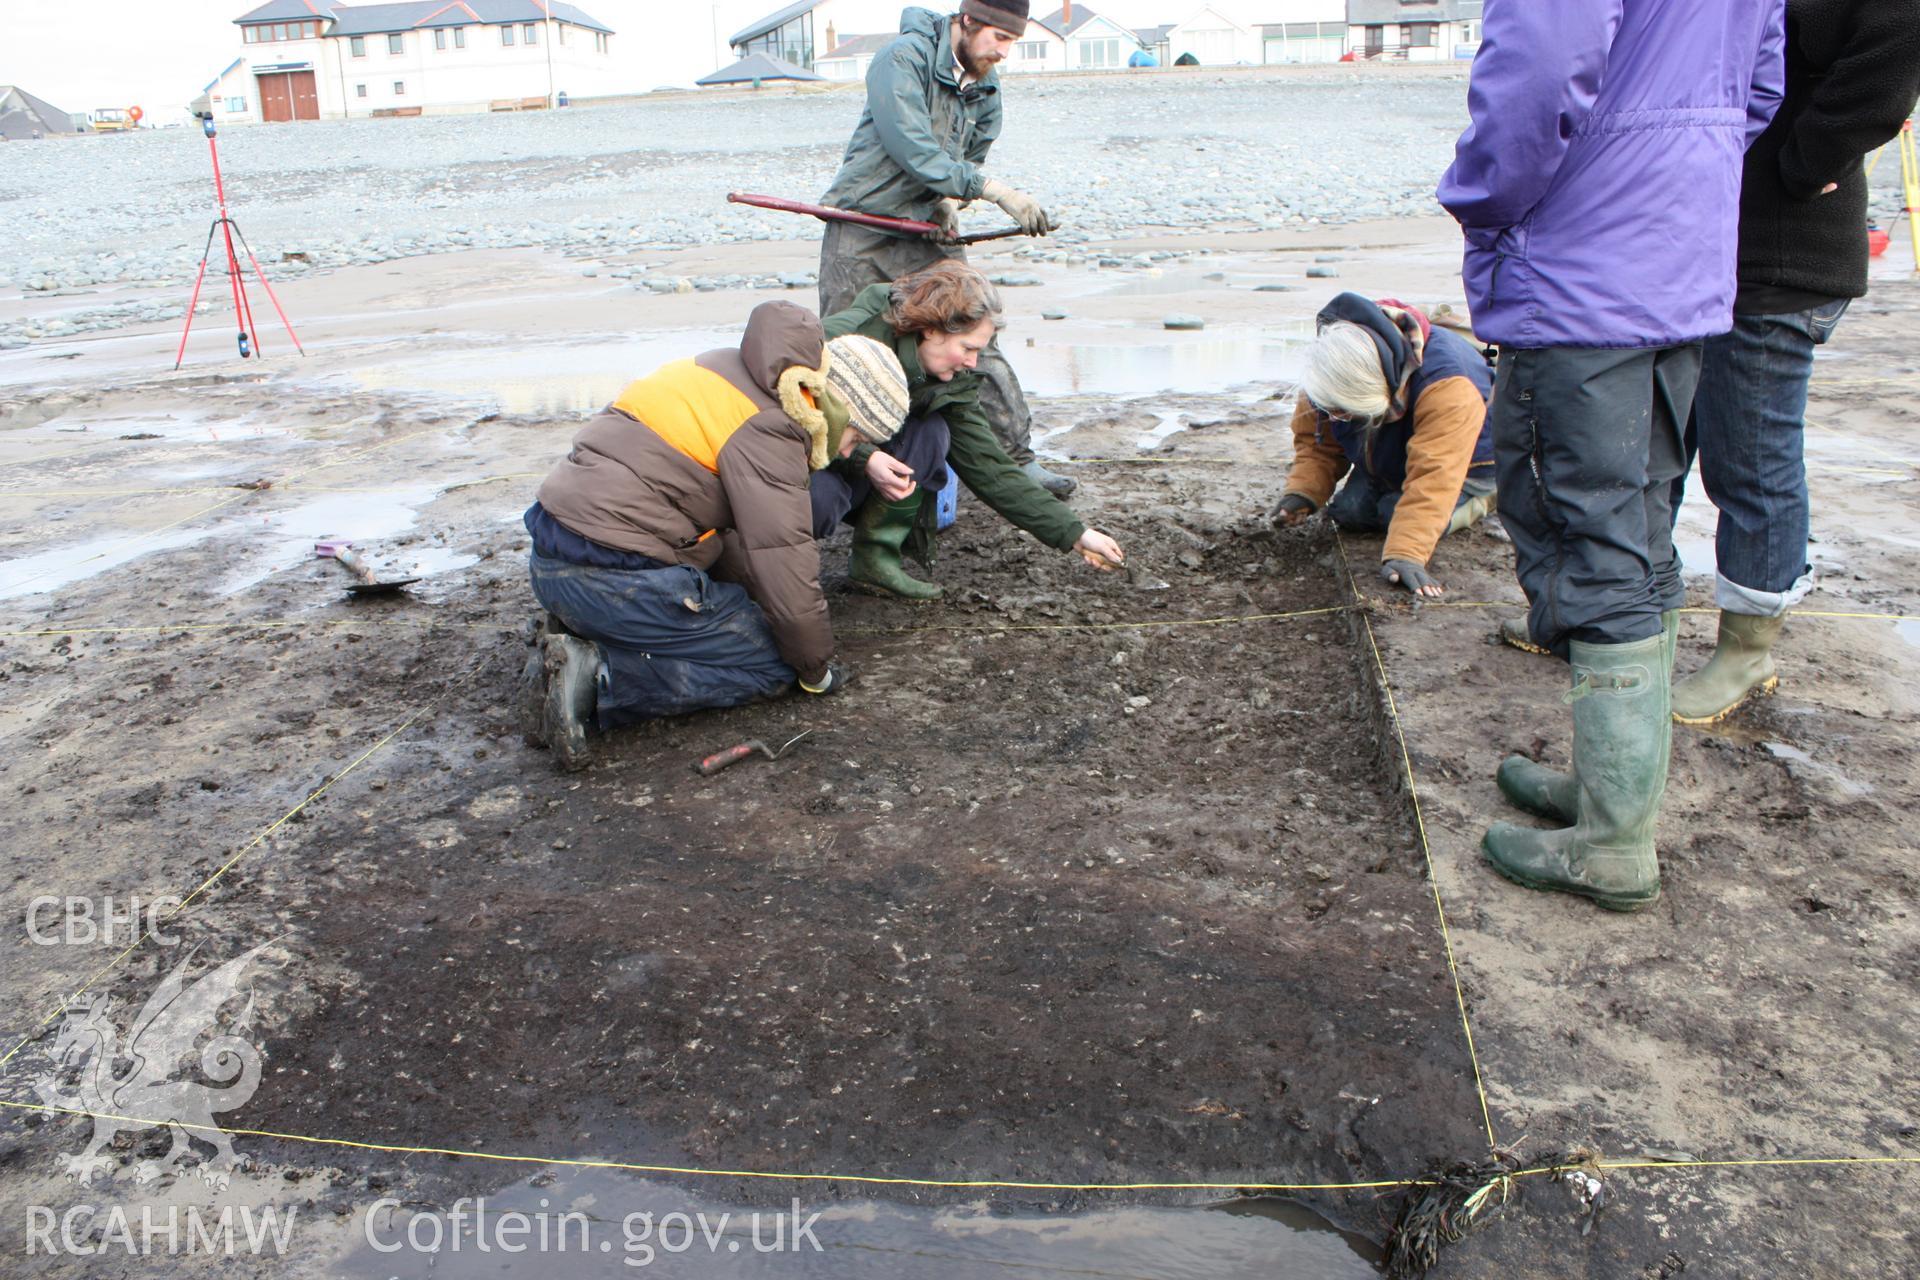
[809, 413, 952, 536]
[1491, 344, 1702, 657]
[528, 552, 795, 727]
[1325, 465, 1495, 535]
[1673, 300, 1847, 614]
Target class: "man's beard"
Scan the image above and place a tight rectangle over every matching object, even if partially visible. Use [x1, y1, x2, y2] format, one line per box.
[957, 34, 995, 78]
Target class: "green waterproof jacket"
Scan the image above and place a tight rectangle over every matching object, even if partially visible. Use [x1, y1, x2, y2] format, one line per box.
[825, 284, 1085, 552]
[819, 7, 1002, 223]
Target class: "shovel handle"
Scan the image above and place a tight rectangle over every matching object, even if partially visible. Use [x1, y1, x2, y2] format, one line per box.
[332, 548, 379, 585]
[696, 744, 759, 776]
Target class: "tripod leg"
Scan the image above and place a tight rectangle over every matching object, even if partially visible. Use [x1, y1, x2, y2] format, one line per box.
[173, 221, 221, 370]
[232, 221, 306, 356]
[220, 219, 259, 358]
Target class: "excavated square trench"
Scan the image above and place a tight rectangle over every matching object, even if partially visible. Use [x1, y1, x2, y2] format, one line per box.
[3, 418, 1498, 1258]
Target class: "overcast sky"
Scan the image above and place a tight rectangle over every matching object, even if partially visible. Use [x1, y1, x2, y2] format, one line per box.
[0, 0, 1230, 123]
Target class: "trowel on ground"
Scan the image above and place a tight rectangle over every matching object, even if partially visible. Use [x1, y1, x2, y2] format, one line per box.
[315, 540, 419, 596]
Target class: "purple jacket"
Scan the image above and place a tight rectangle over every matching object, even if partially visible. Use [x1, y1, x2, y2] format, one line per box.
[1438, 0, 1786, 349]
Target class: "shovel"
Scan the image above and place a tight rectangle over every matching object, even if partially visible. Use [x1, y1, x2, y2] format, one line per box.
[695, 729, 813, 777]
[315, 540, 418, 596]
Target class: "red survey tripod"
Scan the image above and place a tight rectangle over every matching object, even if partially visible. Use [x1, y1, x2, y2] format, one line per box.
[173, 115, 304, 370]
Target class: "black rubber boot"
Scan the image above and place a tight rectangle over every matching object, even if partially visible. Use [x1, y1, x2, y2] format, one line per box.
[543, 633, 603, 772]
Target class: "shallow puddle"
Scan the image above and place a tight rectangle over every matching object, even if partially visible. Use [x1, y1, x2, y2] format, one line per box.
[350, 330, 739, 416]
[333, 1170, 1381, 1279]
[1018, 336, 1306, 398]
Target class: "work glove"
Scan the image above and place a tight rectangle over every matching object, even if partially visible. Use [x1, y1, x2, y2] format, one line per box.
[1273, 494, 1316, 527]
[799, 662, 854, 696]
[930, 197, 963, 244]
[982, 179, 1052, 237]
[1381, 558, 1442, 598]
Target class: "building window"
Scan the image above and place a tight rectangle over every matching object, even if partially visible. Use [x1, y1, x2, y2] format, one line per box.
[595, 31, 609, 53]
[454, 26, 466, 48]
[1461, 20, 1481, 42]
[393, 80, 406, 94]
[434, 28, 446, 50]
[1077, 37, 1122, 68]
[1410, 22, 1436, 46]
[388, 33, 404, 54]
[350, 35, 366, 56]
[523, 22, 538, 44]
[558, 22, 568, 44]
[1018, 40, 1047, 58]
[227, 96, 246, 112]
[355, 84, 368, 98]
[501, 25, 516, 45]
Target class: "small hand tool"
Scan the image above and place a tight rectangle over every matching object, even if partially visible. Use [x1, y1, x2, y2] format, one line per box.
[695, 729, 813, 776]
[315, 540, 419, 596]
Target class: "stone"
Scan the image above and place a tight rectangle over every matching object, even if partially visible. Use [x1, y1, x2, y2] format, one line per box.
[1041, 308, 1069, 320]
[989, 274, 1042, 287]
[1162, 314, 1205, 331]
[1306, 266, 1339, 279]
[1254, 284, 1299, 292]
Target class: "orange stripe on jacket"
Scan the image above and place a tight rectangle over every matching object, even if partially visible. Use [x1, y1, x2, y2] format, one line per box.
[611, 359, 761, 474]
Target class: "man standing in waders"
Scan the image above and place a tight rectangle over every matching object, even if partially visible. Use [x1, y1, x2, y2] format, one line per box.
[818, 1, 1076, 507]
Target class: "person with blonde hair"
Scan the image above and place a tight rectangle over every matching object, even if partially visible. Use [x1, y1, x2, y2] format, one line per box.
[817, 260, 1124, 598]
[1273, 293, 1496, 598]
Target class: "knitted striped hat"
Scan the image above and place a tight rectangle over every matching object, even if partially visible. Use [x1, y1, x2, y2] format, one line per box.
[824, 335, 911, 445]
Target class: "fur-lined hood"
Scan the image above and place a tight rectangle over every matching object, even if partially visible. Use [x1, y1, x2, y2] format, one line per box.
[741, 300, 834, 469]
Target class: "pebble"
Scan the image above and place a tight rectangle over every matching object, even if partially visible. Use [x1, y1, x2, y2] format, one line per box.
[1254, 283, 1300, 292]
[989, 273, 1042, 287]
[1163, 313, 1205, 330]
[1307, 266, 1340, 278]
[1314, 254, 1344, 263]
[1041, 307, 1069, 320]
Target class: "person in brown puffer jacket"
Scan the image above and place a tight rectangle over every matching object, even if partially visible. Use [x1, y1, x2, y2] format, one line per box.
[518, 301, 906, 769]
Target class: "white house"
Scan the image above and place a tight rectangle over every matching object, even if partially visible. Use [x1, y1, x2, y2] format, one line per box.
[1132, 24, 1173, 65]
[210, 0, 617, 125]
[1259, 0, 1346, 62]
[1034, 6, 1144, 72]
[1346, 0, 1481, 61]
[813, 31, 892, 82]
[1004, 17, 1069, 74]
[1166, 4, 1261, 66]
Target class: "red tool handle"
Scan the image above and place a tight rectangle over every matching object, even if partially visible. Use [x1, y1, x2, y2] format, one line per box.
[729, 191, 941, 236]
[696, 744, 757, 776]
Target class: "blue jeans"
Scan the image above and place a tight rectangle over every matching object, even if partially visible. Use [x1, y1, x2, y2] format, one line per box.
[1674, 300, 1848, 614]
[528, 552, 795, 727]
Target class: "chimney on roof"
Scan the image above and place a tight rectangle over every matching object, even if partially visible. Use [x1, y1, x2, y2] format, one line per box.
[1062, 0, 1072, 28]
[825, 20, 837, 51]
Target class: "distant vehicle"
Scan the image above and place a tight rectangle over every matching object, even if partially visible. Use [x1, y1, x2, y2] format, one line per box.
[91, 106, 143, 132]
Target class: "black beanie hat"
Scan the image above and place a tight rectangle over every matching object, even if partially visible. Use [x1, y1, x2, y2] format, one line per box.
[960, 0, 1030, 35]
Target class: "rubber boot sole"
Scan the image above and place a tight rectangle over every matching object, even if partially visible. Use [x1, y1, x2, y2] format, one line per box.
[850, 577, 942, 602]
[1672, 673, 1779, 726]
[1498, 616, 1551, 656]
[1480, 831, 1661, 912]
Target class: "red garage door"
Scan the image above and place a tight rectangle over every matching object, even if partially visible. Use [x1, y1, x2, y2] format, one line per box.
[257, 71, 318, 122]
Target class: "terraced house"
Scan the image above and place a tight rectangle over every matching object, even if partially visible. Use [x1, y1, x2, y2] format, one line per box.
[205, 0, 617, 123]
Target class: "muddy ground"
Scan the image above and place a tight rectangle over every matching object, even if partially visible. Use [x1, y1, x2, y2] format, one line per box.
[0, 217, 1915, 1277]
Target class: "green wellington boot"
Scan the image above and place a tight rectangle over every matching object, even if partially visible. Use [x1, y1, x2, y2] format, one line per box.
[1497, 612, 1678, 823]
[543, 633, 603, 772]
[850, 492, 943, 601]
[1483, 631, 1671, 912]
[1672, 611, 1784, 725]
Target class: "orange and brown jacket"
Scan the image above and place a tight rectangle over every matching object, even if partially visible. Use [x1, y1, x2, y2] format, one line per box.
[1282, 324, 1495, 566]
[535, 301, 837, 682]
